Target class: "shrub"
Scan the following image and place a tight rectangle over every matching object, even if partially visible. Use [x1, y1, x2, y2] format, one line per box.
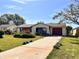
[22, 41, 29, 45]
[0, 49, 3, 52]
[5, 30, 12, 35]
[26, 42, 29, 44]
[22, 42, 26, 45]
[54, 43, 62, 49]
[14, 34, 21, 38]
[22, 34, 35, 38]
[66, 26, 72, 36]
[30, 40, 33, 42]
[0, 35, 3, 38]
[14, 33, 35, 38]
[35, 32, 41, 36]
[0, 31, 4, 35]
[0, 31, 4, 38]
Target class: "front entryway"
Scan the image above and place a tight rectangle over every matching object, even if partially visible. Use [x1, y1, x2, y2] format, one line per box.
[52, 27, 62, 36]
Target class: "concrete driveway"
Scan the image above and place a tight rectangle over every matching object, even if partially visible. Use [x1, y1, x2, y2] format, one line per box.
[0, 36, 61, 59]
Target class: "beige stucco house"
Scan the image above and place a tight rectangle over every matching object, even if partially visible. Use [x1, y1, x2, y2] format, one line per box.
[17, 23, 66, 36]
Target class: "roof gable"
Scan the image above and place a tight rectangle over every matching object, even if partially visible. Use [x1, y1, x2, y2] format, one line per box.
[31, 23, 50, 27]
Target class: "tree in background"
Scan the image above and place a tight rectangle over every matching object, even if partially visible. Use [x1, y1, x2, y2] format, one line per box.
[37, 21, 44, 24]
[0, 14, 25, 25]
[53, 0, 79, 25]
[66, 26, 72, 36]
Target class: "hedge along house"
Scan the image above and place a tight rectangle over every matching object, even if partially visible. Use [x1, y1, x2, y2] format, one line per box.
[17, 23, 66, 36]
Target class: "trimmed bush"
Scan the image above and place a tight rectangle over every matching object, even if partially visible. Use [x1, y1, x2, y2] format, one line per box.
[14, 34, 21, 38]
[22, 34, 35, 38]
[22, 41, 29, 45]
[14, 33, 35, 38]
[0, 49, 3, 52]
[0, 35, 3, 38]
[54, 43, 62, 49]
[26, 42, 29, 44]
[0, 31, 4, 38]
[22, 42, 26, 45]
[0, 31, 4, 35]
[30, 40, 33, 42]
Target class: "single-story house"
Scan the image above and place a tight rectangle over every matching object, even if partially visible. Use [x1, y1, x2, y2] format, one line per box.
[72, 27, 79, 36]
[17, 23, 66, 36]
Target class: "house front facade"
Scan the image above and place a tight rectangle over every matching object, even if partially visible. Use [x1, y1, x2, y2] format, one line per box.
[17, 23, 66, 36]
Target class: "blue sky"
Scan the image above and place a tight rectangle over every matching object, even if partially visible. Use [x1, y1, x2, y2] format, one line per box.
[0, 0, 79, 28]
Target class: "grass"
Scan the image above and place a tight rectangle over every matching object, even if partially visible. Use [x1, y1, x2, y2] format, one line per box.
[46, 37, 79, 59]
[0, 35, 42, 52]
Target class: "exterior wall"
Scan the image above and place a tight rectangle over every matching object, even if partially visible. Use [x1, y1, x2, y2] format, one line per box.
[75, 29, 79, 36]
[72, 29, 79, 36]
[31, 24, 50, 34]
[17, 27, 31, 33]
[17, 27, 23, 33]
[62, 27, 66, 35]
[17, 27, 20, 33]
[17, 23, 66, 36]
[72, 29, 76, 36]
[22, 27, 31, 33]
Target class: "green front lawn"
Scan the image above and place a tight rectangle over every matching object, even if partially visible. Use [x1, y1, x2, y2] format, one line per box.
[47, 37, 79, 59]
[0, 35, 42, 52]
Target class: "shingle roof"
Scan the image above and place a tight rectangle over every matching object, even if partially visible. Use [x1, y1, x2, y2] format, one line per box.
[47, 23, 66, 27]
[18, 23, 66, 28]
[0, 25, 10, 28]
[18, 24, 33, 27]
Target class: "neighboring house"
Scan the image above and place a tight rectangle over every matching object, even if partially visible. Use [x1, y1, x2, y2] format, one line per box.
[0, 24, 17, 32]
[17, 23, 66, 36]
[72, 27, 79, 36]
[0, 21, 17, 33]
[0, 25, 10, 31]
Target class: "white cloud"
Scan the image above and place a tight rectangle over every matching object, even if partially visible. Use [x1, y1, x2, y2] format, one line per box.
[4, 5, 23, 10]
[12, 0, 38, 4]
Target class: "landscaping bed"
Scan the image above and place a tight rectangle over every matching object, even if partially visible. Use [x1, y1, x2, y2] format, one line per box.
[46, 37, 79, 59]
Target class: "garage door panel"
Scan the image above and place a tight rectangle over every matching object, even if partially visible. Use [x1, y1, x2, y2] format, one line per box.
[52, 28, 62, 36]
